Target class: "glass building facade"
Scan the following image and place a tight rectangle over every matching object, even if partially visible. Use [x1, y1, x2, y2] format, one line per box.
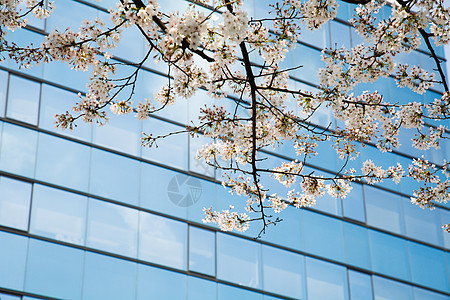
[0, 0, 449, 299]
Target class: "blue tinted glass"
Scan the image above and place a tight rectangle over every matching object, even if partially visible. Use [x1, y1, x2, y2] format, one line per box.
[217, 233, 261, 289]
[0, 176, 31, 230]
[343, 223, 371, 269]
[90, 149, 140, 205]
[330, 21, 351, 49]
[86, 199, 138, 257]
[408, 242, 448, 291]
[189, 227, 215, 276]
[261, 206, 303, 251]
[305, 257, 349, 300]
[187, 276, 217, 300]
[141, 117, 188, 170]
[0, 123, 37, 178]
[290, 45, 324, 85]
[43, 60, 90, 91]
[348, 270, 372, 300]
[140, 163, 188, 219]
[186, 177, 217, 224]
[111, 26, 145, 62]
[0, 293, 21, 300]
[6, 75, 40, 125]
[139, 212, 187, 270]
[0, 231, 27, 291]
[217, 284, 263, 300]
[93, 113, 141, 156]
[140, 72, 188, 124]
[413, 287, 449, 300]
[39, 84, 92, 141]
[369, 230, 410, 281]
[0, 70, 7, 117]
[4, 29, 44, 77]
[342, 183, 365, 222]
[439, 208, 450, 249]
[46, 0, 97, 30]
[137, 264, 186, 300]
[365, 186, 405, 234]
[35, 133, 90, 191]
[303, 211, 345, 262]
[30, 185, 87, 245]
[25, 239, 84, 300]
[373, 276, 413, 300]
[262, 245, 305, 299]
[189, 134, 215, 177]
[83, 252, 137, 300]
[404, 199, 442, 246]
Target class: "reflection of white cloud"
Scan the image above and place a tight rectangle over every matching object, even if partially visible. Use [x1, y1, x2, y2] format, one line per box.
[139, 213, 186, 269]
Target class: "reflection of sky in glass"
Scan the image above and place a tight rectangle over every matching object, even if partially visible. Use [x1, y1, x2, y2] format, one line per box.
[189, 227, 215, 276]
[6, 75, 40, 125]
[139, 212, 187, 270]
[87, 200, 138, 258]
[0, 123, 37, 178]
[262, 245, 304, 299]
[217, 233, 261, 289]
[35, 133, 90, 192]
[306, 257, 348, 300]
[0, 176, 31, 231]
[30, 185, 87, 245]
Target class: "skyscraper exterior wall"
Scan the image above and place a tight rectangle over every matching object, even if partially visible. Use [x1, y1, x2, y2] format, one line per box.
[0, 0, 449, 299]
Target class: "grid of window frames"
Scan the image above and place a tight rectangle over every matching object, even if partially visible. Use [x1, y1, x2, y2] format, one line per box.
[0, 0, 449, 299]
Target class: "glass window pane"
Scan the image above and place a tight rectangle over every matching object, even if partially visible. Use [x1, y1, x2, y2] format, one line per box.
[408, 242, 448, 291]
[217, 233, 261, 289]
[217, 284, 263, 300]
[373, 276, 413, 300]
[140, 164, 188, 219]
[439, 208, 450, 249]
[90, 149, 140, 205]
[189, 226, 215, 276]
[189, 134, 215, 177]
[342, 183, 365, 222]
[25, 239, 84, 300]
[404, 199, 443, 246]
[365, 186, 405, 234]
[0, 231, 28, 291]
[413, 287, 449, 300]
[187, 276, 216, 300]
[260, 206, 303, 251]
[0, 123, 37, 178]
[369, 230, 410, 281]
[30, 184, 87, 245]
[93, 113, 141, 155]
[305, 257, 349, 300]
[137, 265, 186, 300]
[262, 245, 305, 299]
[4, 29, 44, 78]
[0, 70, 7, 117]
[141, 117, 188, 170]
[35, 133, 90, 191]
[39, 84, 92, 141]
[6, 75, 40, 125]
[86, 199, 138, 257]
[139, 212, 187, 270]
[0, 176, 31, 230]
[330, 21, 351, 49]
[343, 223, 371, 269]
[348, 270, 373, 300]
[83, 252, 137, 300]
[0, 292, 21, 300]
[303, 211, 345, 262]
